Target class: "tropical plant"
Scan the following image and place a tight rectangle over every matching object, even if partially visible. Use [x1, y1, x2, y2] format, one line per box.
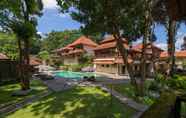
[0, 0, 43, 90]
[0, 32, 18, 60]
[38, 51, 50, 65]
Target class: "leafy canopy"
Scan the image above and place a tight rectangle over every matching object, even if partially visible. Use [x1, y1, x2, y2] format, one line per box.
[57, 0, 146, 41]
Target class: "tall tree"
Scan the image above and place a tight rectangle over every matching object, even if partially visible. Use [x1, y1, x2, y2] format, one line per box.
[0, 0, 43, 90]
[57, 0, 147, 95]
[153, 1, 180, 77]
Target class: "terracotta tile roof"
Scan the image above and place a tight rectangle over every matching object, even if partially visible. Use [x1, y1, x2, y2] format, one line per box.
[94, 41, 129, 51]
[0, 53, 8, 60]
[54, 46, 73, 53]
[68, 36, 98, 47]
[62, 49, 84, 56]
[132, 43, 163, 51]
[160, 51, 186, 58]
[29, 57, 42, 66]
[100, 36, 127, 44]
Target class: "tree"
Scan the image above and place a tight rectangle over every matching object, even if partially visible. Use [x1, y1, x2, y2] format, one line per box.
[57, 0, 147, 95]
[41, 30, 101, 52]
[0, 32, 18, 60]
[152, 1, 180, 77]
[41, 30, 82, 52]
[0, 0, 43, 90]
[38, 51, 50, 65]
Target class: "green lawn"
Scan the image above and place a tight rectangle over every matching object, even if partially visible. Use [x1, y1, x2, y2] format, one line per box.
[107, 81, 156, 106]
[0, 79, 48, 106]
[4, 86, 136, 118]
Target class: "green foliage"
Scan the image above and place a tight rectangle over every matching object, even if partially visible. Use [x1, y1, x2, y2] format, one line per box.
[78, 55, 93, 65]
[108, 82, 156, 106]
[140, 91, 177, 118]
[41, 30, 101, 52]
[41, 30, 82, 52]
[167, 75, 186, 90]
[38, 51, 50, 61]
[57, 0, 145, 40]
[0, 33, 18, 60]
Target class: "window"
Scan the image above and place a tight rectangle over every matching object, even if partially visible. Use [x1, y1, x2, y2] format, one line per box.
[101, 64, 104, 67]
[135, 65, 138, 71]
[106, 65, 110, 68]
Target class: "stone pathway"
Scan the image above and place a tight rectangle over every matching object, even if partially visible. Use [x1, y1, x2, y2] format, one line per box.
[97, 84, 148, 118]
[78, 81, 148, 118]
[42, 78, 77, 92]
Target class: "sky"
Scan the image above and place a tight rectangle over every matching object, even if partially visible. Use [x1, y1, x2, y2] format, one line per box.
[38, 0, 186, 50]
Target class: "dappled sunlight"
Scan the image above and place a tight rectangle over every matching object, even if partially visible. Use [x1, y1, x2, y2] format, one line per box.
[5, 87, 135, 118]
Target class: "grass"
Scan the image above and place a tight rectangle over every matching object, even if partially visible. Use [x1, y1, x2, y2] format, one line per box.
[107, 81, 156, 106]
[4, 86, 136, 118]
[0, 79, 48, 106]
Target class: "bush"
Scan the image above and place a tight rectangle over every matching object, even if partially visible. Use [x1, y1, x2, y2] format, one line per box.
[167, 75, 186, 90]
[148, 81, 159, 92]
[155, 73, 165, 84]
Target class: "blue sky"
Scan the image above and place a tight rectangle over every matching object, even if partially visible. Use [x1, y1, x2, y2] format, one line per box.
[38, 0, 186, 50]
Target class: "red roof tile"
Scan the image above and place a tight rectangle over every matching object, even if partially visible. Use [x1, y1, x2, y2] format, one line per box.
[160, 51, 186, 58]
[29, 57, 42, 66]
[0, 53, 8, 60]
[94, 41, 129, 50]
[62, 49, 84, 56]
[132, 43, 162, 51]
[68, 36, 98, 47]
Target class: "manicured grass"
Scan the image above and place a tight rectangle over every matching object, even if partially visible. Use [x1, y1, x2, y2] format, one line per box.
[4, 87, 136, 118]
[107, 81, 156, 106]
[0, 79, 48, 106]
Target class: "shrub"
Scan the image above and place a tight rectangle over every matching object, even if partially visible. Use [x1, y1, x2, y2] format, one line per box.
[167, 75, 186, 90]
[148, 81, 159, 92]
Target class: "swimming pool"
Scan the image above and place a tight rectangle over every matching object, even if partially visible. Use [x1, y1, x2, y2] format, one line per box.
[54, 71, 104, 80]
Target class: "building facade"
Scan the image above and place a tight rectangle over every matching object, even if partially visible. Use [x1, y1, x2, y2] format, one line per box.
[158, 51, 186, 71]
[93, 36, 163, 77]
[56, 36, 98, 65]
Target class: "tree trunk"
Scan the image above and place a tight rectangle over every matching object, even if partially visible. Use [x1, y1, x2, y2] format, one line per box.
[167, 19, 176, 77]
[140, 0, 152, 96]
[22, 39, 30, 90]
[113, 34, 138, 95]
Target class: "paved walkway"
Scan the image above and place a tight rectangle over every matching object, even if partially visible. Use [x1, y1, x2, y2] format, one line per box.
[42, 78, 77, 92]
[98, 84, 148, 118]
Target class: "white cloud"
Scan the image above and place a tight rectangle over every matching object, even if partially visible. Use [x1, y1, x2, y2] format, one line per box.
[59, 13, 70, 18]
[42, 0, 58, 9]
[175, 33, 186, 50]
[155, 43, 167, 51]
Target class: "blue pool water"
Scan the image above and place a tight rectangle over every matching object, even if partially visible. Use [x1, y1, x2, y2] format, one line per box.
[54, 71, 104, 80]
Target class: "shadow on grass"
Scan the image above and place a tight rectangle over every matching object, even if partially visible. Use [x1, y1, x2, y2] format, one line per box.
[6, 87, 135, 118]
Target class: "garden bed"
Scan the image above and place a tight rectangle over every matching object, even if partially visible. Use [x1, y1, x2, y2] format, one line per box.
[106, 81, 157, 106]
